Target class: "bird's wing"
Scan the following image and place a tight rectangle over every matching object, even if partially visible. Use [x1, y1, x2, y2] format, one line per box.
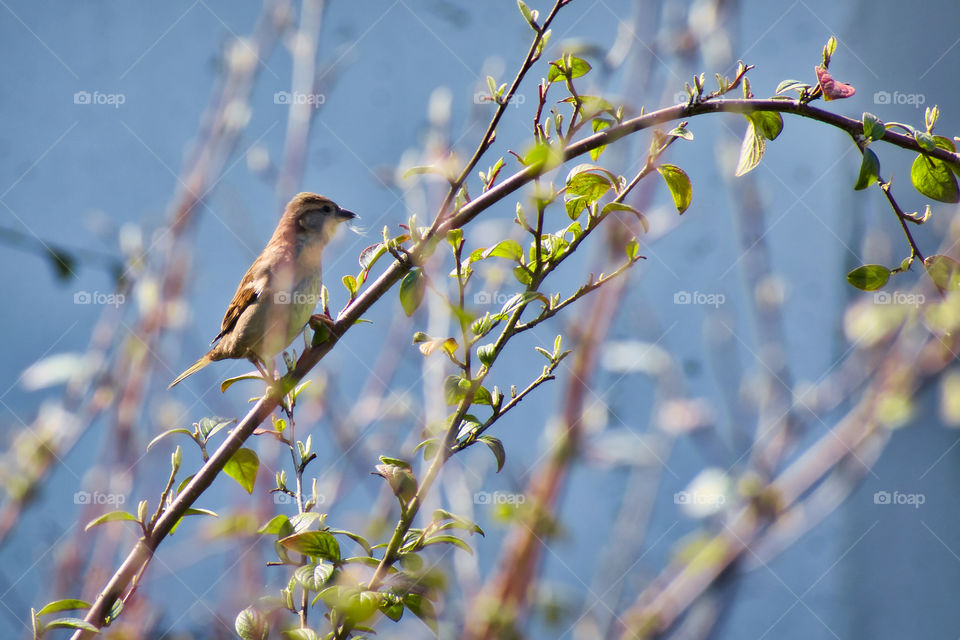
[212, 263, 270, 345]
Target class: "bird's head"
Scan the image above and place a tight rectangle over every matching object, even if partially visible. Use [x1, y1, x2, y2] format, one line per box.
[289, 192, 358, 246]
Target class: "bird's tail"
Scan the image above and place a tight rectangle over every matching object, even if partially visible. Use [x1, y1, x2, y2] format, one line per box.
[169, 354, 213, 388]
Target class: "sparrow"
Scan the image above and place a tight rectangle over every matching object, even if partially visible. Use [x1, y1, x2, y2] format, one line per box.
[169, 192, 356, 388]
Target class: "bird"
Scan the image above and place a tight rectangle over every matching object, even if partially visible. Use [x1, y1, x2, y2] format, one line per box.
[169, 192, 357, 388]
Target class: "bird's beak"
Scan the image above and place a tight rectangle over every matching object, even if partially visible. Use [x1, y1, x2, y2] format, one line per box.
[337, 208, 358, 221]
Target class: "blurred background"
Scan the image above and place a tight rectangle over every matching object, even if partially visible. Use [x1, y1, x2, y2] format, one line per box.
[1, 0, 959, 638]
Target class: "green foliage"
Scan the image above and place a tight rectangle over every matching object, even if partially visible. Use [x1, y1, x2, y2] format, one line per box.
[846, 265, 891, 291]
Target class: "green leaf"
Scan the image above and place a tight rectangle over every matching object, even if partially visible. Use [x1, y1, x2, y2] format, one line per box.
[257, 514, 291, 535]
[547, 55, 591, 82]
[775, 79, 808, 95]
[422, 534, 474, 554]
[35, 600, 91, 617]
[666, 125, 694, 141]
[854, 148, 880, 191]
[912, 154, 960, 203]
[625, 238, 640, 260]
[403, 593, 438, 633]
[590, 118, 611, 160]
[862, 112, 885, 141]
[472, 385, 493, 405]
[294, 562, 335, 591]
[342, 274, 358, 299]
[146, 428, 193, 451]
[734, 120, 765, 177]
[482, 239, 524, 262]
[565, 163, 615, 200]
[915, 131, 938, 152]
[84, 510, 138, 531]
[513, 264, 533, 285]
[224, 447, 259, 494]
[235, 607, 270, 640]
[523, 142, 564, 173]
[657, 164, 692, 214]
[846, 264, 891, 291]
[42, 618, 100, 632]
[220, 373, 264, 393]
[380, 597, 405, 622]
[863, 111, 887, 140]
[924, 255, 960, 290]
[478, 435, 505, 472]
[746, 111, 783, 141]
[399, 268, 426, 316]
[517, 0, 536, 28]
[601, 202, 648, 232]
[358, 242, 387, 271]
[279, 531, 341, 562]
[477, 343, 496, 367]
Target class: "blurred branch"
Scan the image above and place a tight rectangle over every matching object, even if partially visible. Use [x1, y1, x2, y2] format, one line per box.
[617, 315, 956, 638]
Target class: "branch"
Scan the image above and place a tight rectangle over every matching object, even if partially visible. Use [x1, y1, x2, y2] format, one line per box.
[74, 94, 947, 638]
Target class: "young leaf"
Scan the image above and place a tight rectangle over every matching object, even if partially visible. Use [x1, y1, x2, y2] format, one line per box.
[482, 239, 525, 262]
[399, 268, 427, 316]
[35, 600, 91, 617]
[746, 111, 783, 141]
[279, 531, 341, 562]
[403, 593, 438, 633]
[846, 264, 891, 291]
[924, 255, 960, 290]
[657, 164, 692, 213]
[224, 447, 259, 494]
[862, 112, 885, 141]
[854, 149, 880, 191]
[734, 121, 765, 177]
[478, 435, 506, 472]
[84, 510, 138, 531]
[911, 154, 960, 203]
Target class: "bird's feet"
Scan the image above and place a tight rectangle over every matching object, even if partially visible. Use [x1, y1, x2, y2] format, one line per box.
[309, 312, 336, 331]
